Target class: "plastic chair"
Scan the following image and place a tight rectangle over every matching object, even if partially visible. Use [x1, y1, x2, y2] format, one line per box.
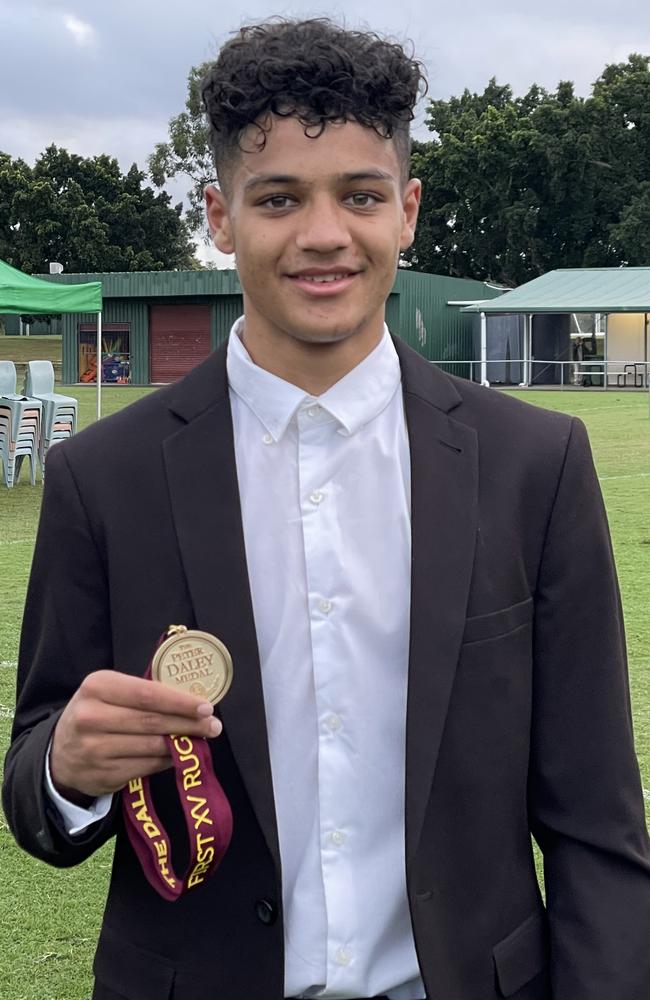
[0, 360, 17, 394]
[0, 398, 42, 487]
[0, 359, 29, 402]
[23, 360, 78, 470]
[24, 360, 56, 396]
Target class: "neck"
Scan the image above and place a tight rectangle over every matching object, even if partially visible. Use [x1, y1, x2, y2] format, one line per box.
[240, 321, 385, 396]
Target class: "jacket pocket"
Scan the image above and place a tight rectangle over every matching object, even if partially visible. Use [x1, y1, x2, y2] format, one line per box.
[94, 925, 176, 1000]
[493, 910, 548, 997]
[463, 597, 533, 645]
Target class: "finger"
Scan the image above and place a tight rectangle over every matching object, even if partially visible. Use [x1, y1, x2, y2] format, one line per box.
[92, 727, 222, 760]
[102, 756, 174, 793]
[76, 701, 222, 739]
[92, 734, 170, 760]
[81, 670, 216, 718]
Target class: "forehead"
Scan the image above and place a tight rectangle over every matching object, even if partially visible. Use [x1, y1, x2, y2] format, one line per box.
[232, 115, 402, 190]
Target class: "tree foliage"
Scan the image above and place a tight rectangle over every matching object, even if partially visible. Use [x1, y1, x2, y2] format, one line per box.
[0, 146, 196, 274]
[406, 54, 650, 284]
[148, 63, 215, 235]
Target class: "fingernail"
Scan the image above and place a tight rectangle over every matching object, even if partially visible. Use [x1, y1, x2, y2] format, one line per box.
[196, 702, 213, 717]
[208, 718, 222, 737]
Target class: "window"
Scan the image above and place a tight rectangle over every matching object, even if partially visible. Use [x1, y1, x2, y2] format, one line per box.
[79, 325, 131, 384]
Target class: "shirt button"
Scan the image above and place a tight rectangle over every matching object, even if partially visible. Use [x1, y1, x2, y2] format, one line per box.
[262, 433, 273, 445]
[307, 405, 320, 418]
[335, 946, 351, 966]
[326, 714, 342, 732]
[330, 830, 346, 846]
[309, 490, 324, 505]
[319, 599, 332, 614]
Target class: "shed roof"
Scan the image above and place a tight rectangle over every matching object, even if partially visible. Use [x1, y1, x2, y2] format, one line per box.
[40, 268, 242, 298]
[37, 266, 501, 302]
[463, 268, 650, 314]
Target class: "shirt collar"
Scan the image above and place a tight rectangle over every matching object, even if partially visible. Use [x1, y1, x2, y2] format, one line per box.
[226, 317, 402, 441]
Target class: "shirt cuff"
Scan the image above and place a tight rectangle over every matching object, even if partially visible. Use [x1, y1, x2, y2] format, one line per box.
[45, 739, 113, 835]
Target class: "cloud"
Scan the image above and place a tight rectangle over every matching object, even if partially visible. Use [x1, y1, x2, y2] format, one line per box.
[0, 113, 166, 174]
[63, 13, 96, 47]
[1, 0, 649, 238]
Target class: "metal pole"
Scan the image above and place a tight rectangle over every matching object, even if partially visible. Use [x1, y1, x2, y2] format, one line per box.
[522, 315, 530, 386]
[645, 314, 649, 417]
[604, 313, 609, 390]
[96, 312, 102, 421]
[480, 312, 488, 385]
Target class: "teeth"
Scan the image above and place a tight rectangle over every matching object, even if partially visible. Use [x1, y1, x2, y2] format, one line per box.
[301, 273, 348, 283]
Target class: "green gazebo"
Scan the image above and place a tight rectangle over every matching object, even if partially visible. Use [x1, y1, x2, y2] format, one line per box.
[0, 259, 103, 416]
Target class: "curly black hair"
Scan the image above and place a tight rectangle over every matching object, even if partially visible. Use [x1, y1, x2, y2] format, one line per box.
[201, 18, 427, 191]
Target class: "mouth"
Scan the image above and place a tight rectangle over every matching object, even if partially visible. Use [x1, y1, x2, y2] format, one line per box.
[287, 269, 360, 296]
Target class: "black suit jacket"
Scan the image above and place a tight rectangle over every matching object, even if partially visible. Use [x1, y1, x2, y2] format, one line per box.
[3, 337, 650, 1000]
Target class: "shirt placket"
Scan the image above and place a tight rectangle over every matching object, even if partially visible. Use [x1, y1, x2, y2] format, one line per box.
[297, 402, 359, 994]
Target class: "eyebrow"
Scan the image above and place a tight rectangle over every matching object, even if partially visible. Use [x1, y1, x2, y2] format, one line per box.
[243, 170, 396, 192]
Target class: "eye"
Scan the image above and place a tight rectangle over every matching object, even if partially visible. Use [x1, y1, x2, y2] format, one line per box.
[259, 194, 296, 210]
[346, 192, 381, 208]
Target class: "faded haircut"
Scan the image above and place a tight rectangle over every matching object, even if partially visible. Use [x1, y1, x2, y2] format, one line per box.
[201, 17, 427, 192]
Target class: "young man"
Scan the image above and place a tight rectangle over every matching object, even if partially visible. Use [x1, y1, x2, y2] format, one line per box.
[3, 18, 649, 1000]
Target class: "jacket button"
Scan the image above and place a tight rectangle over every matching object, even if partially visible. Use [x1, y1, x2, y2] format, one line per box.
[255, 898, 277, 925]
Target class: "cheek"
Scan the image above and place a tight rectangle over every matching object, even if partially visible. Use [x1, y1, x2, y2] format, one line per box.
[238, 231, 277, 268]
[238, 254, 279, 303]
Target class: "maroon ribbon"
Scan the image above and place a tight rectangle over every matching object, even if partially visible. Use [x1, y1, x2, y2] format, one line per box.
[122, 636, 233, 901]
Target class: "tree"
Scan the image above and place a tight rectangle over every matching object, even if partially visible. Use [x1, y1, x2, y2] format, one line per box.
[0, 146, 197, 274]
[0, 151, 30, 265]
[149, 63, 216, 235]
[405, 54, 650, 283]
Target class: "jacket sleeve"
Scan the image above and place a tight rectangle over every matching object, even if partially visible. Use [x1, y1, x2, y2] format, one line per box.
[2, 444, 120, 866]
[529, 417, 650, 999]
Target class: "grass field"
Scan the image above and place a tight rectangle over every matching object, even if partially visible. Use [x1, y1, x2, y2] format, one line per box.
[0, 336, 62, 365]
[0, 336, 63, 388]
[0, 385, 649, 999]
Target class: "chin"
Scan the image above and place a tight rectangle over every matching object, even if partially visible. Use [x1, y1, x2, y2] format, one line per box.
[292, 315, 373, 345]
[295, 329, 355, 346]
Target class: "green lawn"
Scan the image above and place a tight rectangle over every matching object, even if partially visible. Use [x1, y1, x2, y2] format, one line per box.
[0, 335, 62, 365]
[1, 385, 649, 999]
[0, 335, 63, 387]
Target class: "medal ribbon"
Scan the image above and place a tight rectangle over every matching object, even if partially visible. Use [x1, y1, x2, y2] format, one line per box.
[121, 632, 233, 901]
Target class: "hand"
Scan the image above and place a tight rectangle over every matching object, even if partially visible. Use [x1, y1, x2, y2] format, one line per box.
[50, 670, 222, 804]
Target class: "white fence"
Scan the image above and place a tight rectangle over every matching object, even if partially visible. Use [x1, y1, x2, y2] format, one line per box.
[431, 359, 650, 389]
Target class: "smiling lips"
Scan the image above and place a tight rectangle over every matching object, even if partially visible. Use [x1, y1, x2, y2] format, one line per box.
[288, 269, 359, 295]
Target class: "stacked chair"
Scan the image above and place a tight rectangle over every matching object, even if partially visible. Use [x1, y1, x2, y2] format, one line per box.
[0, 361, 42, 487]
[23, 360, 78, 473]
[0, 359, 22, 400]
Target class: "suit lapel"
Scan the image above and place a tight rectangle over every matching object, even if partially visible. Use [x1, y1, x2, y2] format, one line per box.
[394, 339, 479, 862]
[162, 346, 280, 869]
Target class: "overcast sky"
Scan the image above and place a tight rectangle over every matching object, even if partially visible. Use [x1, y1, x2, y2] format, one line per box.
[1, 0, 649, 265]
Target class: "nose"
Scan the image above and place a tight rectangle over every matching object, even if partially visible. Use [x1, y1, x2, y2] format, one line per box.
[294, 196, 352, 254]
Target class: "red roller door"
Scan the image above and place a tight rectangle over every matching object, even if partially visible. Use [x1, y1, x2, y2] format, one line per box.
[149, 305, 212, 383]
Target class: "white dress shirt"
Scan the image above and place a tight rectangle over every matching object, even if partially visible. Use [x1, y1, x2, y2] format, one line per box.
[48, 319, 425, 1000]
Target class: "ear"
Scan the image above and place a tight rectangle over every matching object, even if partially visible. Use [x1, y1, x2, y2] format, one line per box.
[399, 178, 422, 251]
[205, 184, 235, 254]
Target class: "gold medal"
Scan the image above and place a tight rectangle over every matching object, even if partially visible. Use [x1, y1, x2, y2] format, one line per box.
[151, 626, 233, 705]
